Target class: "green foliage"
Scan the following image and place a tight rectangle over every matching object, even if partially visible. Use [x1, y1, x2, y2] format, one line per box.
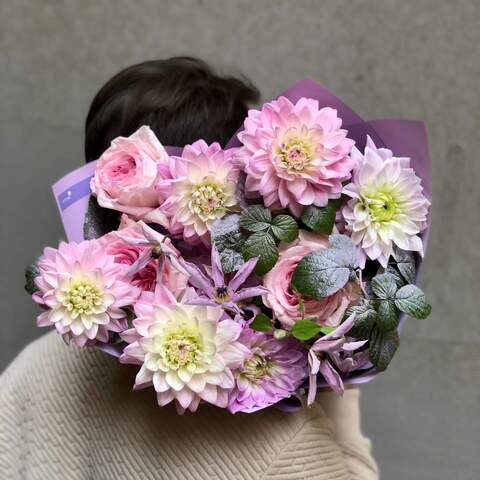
[291, 234, 358, 299]
[369, 326, 400, 371]
[241, 231, 278, 276]
[394, 284, 432, 319]
[393, 248, 416, 284]
[211, 215, 247, 273]
[239, 205, 272, 232]
[300, 198, 342, 234]
[250, 313, 274, 332]
[24, 261, 40, 295]
[270, 215, 299, 242]
[291, 319, 323, 341]
[83, 196, 119, 240]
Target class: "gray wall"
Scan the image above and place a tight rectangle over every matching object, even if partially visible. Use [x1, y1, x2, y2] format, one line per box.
[1, 1, 479, 478]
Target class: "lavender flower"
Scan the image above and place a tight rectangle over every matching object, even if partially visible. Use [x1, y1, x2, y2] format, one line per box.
[228, 328, 308, 413]
[176, 248, 268, 314]
[307, 314, 367, 404]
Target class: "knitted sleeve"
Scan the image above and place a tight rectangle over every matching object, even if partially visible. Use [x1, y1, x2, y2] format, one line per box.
[1, 330, 377, 480]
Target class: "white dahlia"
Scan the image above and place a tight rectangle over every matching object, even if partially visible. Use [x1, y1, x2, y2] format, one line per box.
[342, 136, 430, 267]
[120, 286, 250, 413]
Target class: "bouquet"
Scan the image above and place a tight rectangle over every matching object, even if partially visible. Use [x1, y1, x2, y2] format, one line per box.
[26, 79, 431, 414]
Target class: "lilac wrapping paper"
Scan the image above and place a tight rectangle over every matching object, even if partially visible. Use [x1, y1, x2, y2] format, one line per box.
[52, 79, 431, 384]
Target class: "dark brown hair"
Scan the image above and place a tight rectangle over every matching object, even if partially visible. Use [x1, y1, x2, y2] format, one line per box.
[85, 57, 260, 162]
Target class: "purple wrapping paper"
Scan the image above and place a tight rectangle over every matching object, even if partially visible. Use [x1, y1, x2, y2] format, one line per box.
[51, 78, 431, 384]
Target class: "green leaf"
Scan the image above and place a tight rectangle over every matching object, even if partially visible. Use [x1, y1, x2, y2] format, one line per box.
[250, 313, 274, 332]
[242, 231, 278, 276]
[385, 265, 406, 288]
[271, 215, 299, 242]
[376, 299, 401, 332]
[301, 198, 342, 234]
[347, 304, 377, 339]
[24, 262, 40, 295]
[291, 235, 358, 299]
[219, 249, 244, 274]
[393, 248, 416, 284]
[291, 319, 323, 341]
[369, 326, 400, 371]
[239, 205, 272, 232]
[211, 214, 246, 252]
[318, 325, 336, 335]
[394, 284, 432, 319]
[371, 273, 399, 300]
[83, 196, 120, 240]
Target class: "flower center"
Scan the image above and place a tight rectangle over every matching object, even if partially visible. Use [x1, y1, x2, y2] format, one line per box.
[61, 279, 103, 315]
[242, 354, 272, 383]
[214, 286, 230, 303]
[278, 138, 314, 173]
[190, 181, 227, 219]
[365, 191, 398, 223]
[161, 326, 203, 370]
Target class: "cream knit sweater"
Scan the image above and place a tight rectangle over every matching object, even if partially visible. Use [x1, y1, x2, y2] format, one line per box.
[0, 331, 378, 479]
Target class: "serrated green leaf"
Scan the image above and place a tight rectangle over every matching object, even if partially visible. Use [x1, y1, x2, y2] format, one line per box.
[83, 196, 120, 240]
[377, 299, 401, 331]
[385, 265, 406, 288]
[393, 248, 416, 284]
[394, 284, 432, 319]
[291, 319, 323, 341]
[329, 233, 356, 251]
[291, 237, 358, 299]
[369, 326, 399, 371]
[271, 215, 299, 242]
[347, 304, 377, 339]
[239, 205, 272, 232]
[242, 231, 278, 276]
[219, 249, 244, 274]
[211, 214, 246, 252]
[24, 262, 40, 295]
[250, 313, 274, 332]
[301, 198, 342, 234]
[371, 273, 399, 300]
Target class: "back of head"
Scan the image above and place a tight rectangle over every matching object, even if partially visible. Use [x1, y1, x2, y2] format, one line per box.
[85, 57, 260, 162]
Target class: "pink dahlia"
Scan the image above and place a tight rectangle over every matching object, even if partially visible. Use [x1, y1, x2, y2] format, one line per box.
[238, 96, 355, 217]
[120, 286, 250, 414]
[33, 240, 139, 347]
[157, 140, 239, 244]
[228, 328, 307, 413]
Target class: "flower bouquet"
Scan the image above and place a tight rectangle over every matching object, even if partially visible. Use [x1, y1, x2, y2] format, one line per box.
[26, 79, 431, 414]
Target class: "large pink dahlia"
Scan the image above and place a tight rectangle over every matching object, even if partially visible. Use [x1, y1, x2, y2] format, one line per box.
[157, 140, 239, 245]
[238, 96, 355, 217]
[33, 240, 139, 347]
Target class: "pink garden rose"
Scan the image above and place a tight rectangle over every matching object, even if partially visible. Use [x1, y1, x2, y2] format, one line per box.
[238, 96, 355, 217]
[99, 216, 188, 295]
[90, 125, 170, 225]
[263, 231, 360, 329]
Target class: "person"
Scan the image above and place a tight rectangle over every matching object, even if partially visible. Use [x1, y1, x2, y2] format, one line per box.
[0, 57, 379, 479]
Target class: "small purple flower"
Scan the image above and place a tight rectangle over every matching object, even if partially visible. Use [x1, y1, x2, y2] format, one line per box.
[307, 314, 367, 404]
[228, 328, 308, 413]
[176, 248, 268, 314]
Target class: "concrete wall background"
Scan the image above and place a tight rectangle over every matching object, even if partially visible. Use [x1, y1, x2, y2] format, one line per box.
[1, 1, 478, 478]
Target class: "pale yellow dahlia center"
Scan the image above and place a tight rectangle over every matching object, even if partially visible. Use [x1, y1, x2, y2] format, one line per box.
[242, 354, 272, 383]
[160, 325, 203, 370]
[277, 136, 314, 173]
[364, 190, 399, 223]
[61, 279, 103, 316]
[190, 180, 227, 219]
